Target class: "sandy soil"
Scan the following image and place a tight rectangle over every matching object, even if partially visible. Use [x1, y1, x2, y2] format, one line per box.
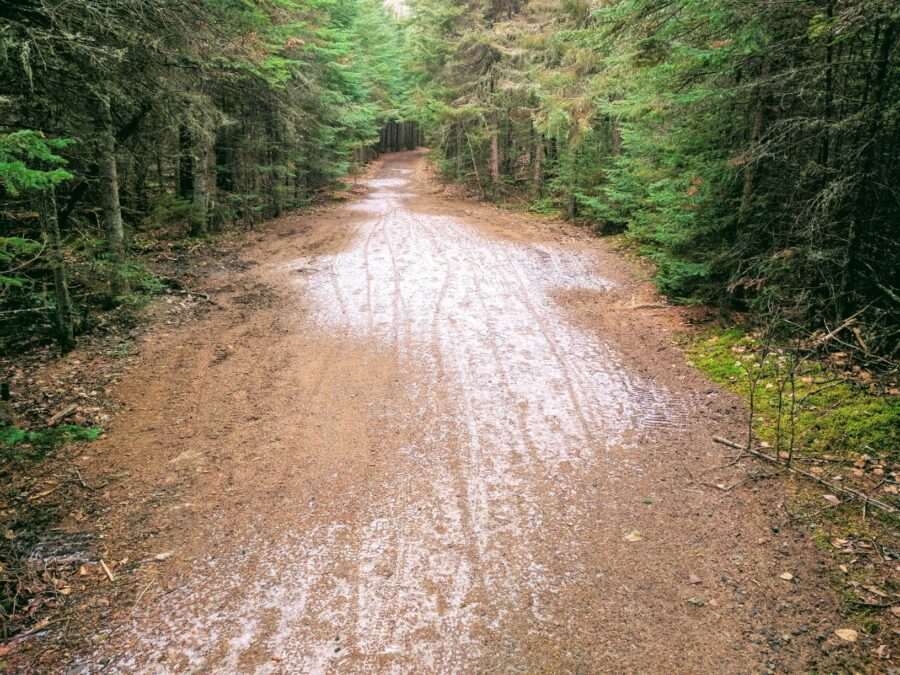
[27, 151, 846, 673]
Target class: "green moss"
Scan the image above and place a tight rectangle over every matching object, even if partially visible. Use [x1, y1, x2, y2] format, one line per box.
[688, 329, 899, 461]
[810, 529, 831, 549]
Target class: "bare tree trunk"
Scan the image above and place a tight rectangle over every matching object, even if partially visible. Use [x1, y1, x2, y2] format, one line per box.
[533, 132, 543, 196]
[738, 64, 769, 225]
[178, 124, 193, 200]
[820, 0, 834, 169]
[191, 133, 210, 236]
[41, 189, 75, 352]
[839, 20, 895, 319]
[490, 113, 500, 186]
[98, 99, 127, 297]
[611, 119, 622, 155]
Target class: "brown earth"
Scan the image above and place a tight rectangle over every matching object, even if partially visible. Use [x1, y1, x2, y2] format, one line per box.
[7, 151, 856, 673]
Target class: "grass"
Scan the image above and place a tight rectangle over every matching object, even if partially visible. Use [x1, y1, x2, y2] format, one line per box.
[1, 423, 101, 462]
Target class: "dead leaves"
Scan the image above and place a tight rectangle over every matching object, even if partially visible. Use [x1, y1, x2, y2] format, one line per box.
[834, 628, 858, 643]
[871, 644, 892, 660]
[623, 531, 642, 542]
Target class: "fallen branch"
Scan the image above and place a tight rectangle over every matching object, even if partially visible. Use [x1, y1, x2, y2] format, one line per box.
[814, 304, 870, 347]
[46, 403, 77, 427]
[628, 303, 671, 310]
[712, 436, 896, 513]
[100, 559, 116, 582]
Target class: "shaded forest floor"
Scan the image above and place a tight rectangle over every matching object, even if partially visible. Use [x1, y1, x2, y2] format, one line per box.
[1, 152, 896, 672]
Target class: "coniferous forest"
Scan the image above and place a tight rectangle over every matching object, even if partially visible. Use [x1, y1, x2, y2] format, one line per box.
[1, 0, 413, 351]
[405, 0, 899, 354]
[1, 1, 900, 670]
[2, 1, 898, 356]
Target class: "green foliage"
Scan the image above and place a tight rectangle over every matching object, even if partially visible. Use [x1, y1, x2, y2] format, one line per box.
[0, 131, 73, 195]
[409, 0, 900, 354]
[1, 423, 101, 462]
[0, 0, 414, 352]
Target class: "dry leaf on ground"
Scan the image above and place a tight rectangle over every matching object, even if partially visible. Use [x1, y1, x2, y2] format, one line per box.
[834, 628, 858, 643]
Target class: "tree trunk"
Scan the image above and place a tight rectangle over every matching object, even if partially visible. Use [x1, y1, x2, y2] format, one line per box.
[178, 124, 193, 200]
[611, 119, 622, 155]
[533, 132, 543, 196]
[502, 118, 513, 175]
[191, 131, 210, 237]
[41, 189, 76, 352]
[98, 99, 127, 297]
[490, 113, 500, 186]
[839, 20, 896, 319]
[191, 132, 210, 236]
[820, 0, 834, 169]
[738, 63, 768, 225]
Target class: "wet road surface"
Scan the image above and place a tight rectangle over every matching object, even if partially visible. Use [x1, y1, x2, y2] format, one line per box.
[70, 152, 835, 673]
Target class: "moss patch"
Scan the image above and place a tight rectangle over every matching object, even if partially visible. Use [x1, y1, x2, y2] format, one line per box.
[689, 327, 899, 660]
[688, 329, 899, 461]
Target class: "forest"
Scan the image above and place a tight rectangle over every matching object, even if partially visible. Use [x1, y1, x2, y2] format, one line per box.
[1, 0, 899, 670]
[1, 0, 413, 352]
[405, 0, 899, 358]
[1, 0, 898, 359]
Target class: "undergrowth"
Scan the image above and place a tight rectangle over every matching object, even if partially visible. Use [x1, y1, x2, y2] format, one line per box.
[689, 326, 899, 656]
[688, 329, 899, 461]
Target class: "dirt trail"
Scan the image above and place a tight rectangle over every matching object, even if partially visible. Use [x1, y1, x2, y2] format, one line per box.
[56, 152, 838, 672]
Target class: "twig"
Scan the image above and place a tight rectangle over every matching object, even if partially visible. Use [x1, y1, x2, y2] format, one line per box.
[702, 469, 783, 492]
[130, 580, 157, 615]
[815, 304, 871, 347]
[100, 559, 116, 582]
[46, 403, 77, 426]
[849, 600, 894, 609]
[169, 289, 212, 302]
[628, 302, 671, 310]
[74, 470, 98, 491]
[0, 240, 47, 275]
[678, 455, 695, 483]
[712, 436, 896, 513]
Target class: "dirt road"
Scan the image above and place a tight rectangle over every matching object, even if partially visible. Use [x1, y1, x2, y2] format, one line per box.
[60, 152, 838, 672]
